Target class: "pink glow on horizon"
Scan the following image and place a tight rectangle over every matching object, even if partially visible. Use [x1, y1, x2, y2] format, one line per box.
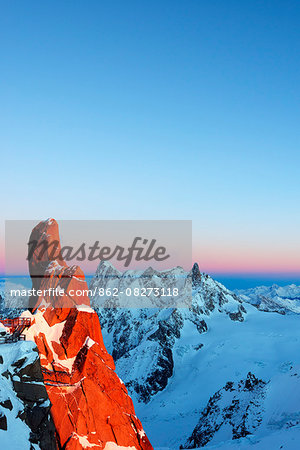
[2, 242, 300, 275]
[1, 235, 300, 276]
[2, 256, 300, 276]
[192, 241, 300, 275]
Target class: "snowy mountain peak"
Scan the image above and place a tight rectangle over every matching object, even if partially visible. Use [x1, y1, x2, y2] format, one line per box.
[95, 259, 122, 276]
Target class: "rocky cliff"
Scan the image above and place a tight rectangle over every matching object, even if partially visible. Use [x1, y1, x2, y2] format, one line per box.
[182, 372, 267, 448]
[0, 340, 56, 449]
[23, 219, 152, 450]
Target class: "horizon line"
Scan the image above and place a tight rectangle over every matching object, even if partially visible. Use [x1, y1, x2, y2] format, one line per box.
[2, 271, 300, 278]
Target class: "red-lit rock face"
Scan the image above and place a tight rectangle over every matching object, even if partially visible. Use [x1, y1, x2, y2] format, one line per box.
[24, 219, 152, 450]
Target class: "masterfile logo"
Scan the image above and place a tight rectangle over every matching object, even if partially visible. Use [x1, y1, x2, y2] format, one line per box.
[4, 219, 192, 309]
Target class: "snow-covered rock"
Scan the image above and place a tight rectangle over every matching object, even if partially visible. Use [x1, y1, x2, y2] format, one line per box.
[90, 261, 192, 308]
[182, 372, 267, 448]
[236, 284, 300, 314]
[0, 279, 25, 318]
[91, 262, 300, 449]
[0, 340, 56, 449]
[182, 363, 300, 449]
[136, 304, 300, 449]
[92, 262, 246, 404]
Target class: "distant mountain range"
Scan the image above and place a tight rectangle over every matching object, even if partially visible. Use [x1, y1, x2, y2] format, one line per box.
[236, 284, 300, 314]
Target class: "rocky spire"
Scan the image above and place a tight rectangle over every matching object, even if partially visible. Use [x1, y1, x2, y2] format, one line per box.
[24, 219, 153, 450]
[192, 262, 201, 287]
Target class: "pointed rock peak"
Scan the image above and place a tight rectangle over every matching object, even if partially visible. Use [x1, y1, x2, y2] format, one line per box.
[142, 266, 156, 276]
[25, 219, 153, 449]
[95, 260, 122, 276]
[27, 218, 66, 285]
[244, 372, 261, 390]
[192, 262, 201, 285]
[32, 218, 60, 244]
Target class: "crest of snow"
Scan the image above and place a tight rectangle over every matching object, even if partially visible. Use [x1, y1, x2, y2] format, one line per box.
[47, 378, 86, 391]
[22, 309, 65, 344]
[35, 298, 50, 309]
[138, 429, 146, 438]
[117, 375, 124, 385]
[21, 309, 72, 371]
[84, 336, 96, 349]
[57, 356, 76, 371]
[0, 323, 7, 331]
[103, 443, 136, 450]
[73, 275, 86, 283]
[71, 433, 98, 448]
[77, 305, 94, 313]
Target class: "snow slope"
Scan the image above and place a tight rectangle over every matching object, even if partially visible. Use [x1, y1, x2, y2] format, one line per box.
[137, 304, 300, 448]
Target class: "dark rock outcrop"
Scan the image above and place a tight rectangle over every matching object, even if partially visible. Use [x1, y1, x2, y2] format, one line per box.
[0, 343, 57, 449]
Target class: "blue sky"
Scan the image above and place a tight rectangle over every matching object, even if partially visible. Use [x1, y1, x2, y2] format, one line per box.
[1, 1, 300, 277]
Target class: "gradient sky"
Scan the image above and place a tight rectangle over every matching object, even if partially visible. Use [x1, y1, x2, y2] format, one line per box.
[1, 1, 300, 277]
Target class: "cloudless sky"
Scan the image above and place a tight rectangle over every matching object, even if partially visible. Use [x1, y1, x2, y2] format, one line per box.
[1, 0, 300, 278]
